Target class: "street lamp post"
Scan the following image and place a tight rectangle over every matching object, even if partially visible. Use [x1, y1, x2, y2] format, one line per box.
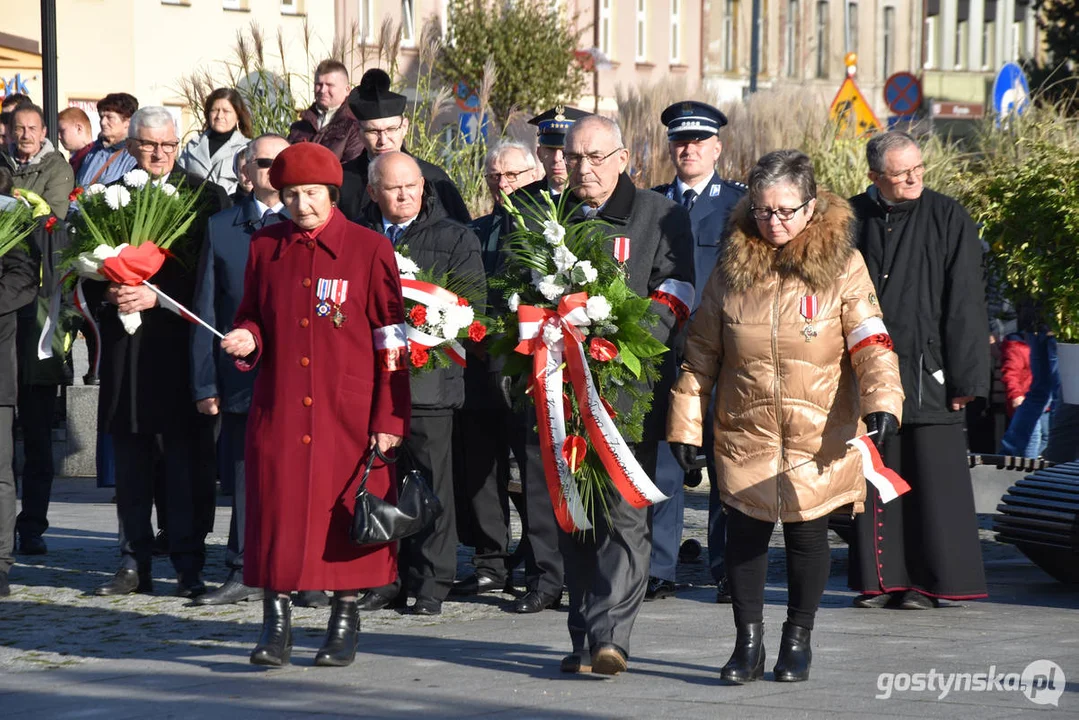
[40, 0, 58, 146]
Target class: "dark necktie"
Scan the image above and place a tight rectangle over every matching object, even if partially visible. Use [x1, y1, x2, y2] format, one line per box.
[682, 188, 697, 210]
[387, 224, 402, 244]
[260, 209, 278, 226]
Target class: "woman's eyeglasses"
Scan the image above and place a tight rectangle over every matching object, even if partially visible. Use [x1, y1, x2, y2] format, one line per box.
[749, 199, 811, 222]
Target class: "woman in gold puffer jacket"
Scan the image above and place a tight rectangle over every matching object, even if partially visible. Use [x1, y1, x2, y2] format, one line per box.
[667, 150, 904, 684]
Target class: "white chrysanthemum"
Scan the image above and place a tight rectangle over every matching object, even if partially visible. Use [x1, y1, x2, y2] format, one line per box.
[394, 251, 420, 278]
[571, 260, 598, 285]
[84, 183, 108, 196]
[104, 185, 131, 210]
[542, 322, 563, 347]
[442, 304, 475, 336]
[426, 303, 446, 331]
[542, 219, 566, 246]
[585, 295, 612, 321]
[508, 292, 521, 312]
[552, 244, 577, 273]
[537, 274, 566, 302]
[123, 168, 150, 188]
[160, 183, 178, 197]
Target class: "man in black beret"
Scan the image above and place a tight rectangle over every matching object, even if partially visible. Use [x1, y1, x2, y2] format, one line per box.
[337, 69, 471, 224]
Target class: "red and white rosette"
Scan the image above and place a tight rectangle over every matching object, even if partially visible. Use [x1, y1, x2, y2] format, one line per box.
[515, 292, 668, 532]
[400, 278, 468, 366]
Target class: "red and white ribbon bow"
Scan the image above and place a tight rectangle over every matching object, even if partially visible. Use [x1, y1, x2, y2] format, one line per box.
[400, 278, 468, 367]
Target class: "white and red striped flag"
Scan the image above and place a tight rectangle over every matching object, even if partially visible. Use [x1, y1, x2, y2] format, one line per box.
[846, 433, 911, 503]
[142, 280, 225, 340]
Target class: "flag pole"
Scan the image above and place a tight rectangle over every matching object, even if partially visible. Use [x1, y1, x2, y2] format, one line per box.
[784, 430, 879, 473]
[141, 280, 225, 340]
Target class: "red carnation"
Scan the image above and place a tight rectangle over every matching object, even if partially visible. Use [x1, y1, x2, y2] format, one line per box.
[589, 337, 619, 362]
[410, 346, 429, 368]
[467, 320, 486, 342]
[409, 304, 427, 326]
[44, 216, 58, 233]
[68, 187, 84, 202]
[456, 296, 470, 306]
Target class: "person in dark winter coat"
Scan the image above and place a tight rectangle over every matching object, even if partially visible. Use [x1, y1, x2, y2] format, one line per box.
[352, 151, 484, 616]
[337, 69, 470, 225]
[847, 130, 989, 610]
[287, 60, 364, 164]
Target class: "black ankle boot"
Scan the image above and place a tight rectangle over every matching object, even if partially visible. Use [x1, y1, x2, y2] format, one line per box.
[314, 596, 361, 667]
[720, 622, 765, 683]
[773, 622, 812, 682]
[250, 595, 292, 666]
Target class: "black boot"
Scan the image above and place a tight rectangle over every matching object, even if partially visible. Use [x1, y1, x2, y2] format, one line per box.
[720, 622, 765, 683]
[773, 622, 812, 682]
[314, 596, 361, 667]
[250, 595, 291, 667]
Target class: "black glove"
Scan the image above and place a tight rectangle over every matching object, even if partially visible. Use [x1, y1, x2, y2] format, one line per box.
[670, 442, 706, 473]
[863, 412, 899, 451]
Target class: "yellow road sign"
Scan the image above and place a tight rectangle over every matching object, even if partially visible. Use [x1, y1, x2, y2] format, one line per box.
[829, 76, 882, 135]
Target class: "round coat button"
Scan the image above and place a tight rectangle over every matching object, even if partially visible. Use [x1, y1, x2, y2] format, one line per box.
[306, 241, 315, 249]
[300, 357, 310, 367]
[302, 278, 312, 288]
[301, 434, 312, 444]
[300, 318, 310, 328]
[303, 396, 313, 407]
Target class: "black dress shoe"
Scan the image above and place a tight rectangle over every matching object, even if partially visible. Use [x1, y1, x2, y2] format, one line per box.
[715, 576, 732, 604]
[176, 573, 207, 599]
[17, 535, 47, 555]
[898, 590, 939, 610]
[720, 622, 765, 683]
[0, 572, 9, 598]
[409, 596, 442, 616]
[644, 577, 676, 601]
[152, 530, 169, 557]
[356, 588, 401, 611]
[773, 622, 812, 682]
[591, 643, 628, 676]
[853, 592, 895, 608]
[513, 590, 561, 614]
[251, 595, 292, 667]
[293, 590, 330, 608]
[95, 568, 152, 596]
[560, 650, 591, 674]
[314, 597, 361, 667]
[194, 571, 263, 606]
[450, 572, 506, 596]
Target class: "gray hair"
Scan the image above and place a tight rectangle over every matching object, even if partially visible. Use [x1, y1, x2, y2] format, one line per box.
[865, 131, 919, 173]
[565, 114, 624, 149]
[128, 106, 176, 137]
[748, 149, 817, 204]
[368, 150, 420, 188]
[485, 140, 537, 172]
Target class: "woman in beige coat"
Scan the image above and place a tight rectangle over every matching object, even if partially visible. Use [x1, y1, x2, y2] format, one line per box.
[667, 150, 904, 684]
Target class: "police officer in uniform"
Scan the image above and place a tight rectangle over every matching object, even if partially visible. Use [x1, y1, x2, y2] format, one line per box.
[516, 106, 588, 201]
[649, 101, 745, 603]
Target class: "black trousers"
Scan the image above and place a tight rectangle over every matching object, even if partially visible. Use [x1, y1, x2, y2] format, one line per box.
[221, 412, 248, 570]
[725, 506, 831, 630]
[0, 408, 15, 574]
[520, 408, 565, 598]
[113, 421, 216, 575]
[15, 384, 58, 540]
[561, 441, 657, 657]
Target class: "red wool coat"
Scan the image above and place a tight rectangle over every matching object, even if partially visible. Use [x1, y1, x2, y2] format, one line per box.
[234, 208, 411, 592]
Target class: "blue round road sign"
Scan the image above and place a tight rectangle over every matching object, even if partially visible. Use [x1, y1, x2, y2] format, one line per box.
[993, 62, 1030, 117]
[884, 72, 922, 115]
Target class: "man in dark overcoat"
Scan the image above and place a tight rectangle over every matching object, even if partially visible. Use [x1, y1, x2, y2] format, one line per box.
[337, 70, 470, 224]
[190, 134, 290, 605]
[649, 101, 745, 604]
[353, 151, 485, 615]
[551, 115, 695, 675]
[848, 131, 989, 609]
[90, 106, 229, 598]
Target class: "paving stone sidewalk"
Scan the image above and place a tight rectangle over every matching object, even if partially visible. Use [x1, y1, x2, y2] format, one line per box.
[0, 478, 1076, 719]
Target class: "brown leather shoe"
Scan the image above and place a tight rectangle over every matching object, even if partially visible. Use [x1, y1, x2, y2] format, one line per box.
[591, 643, 628, 676]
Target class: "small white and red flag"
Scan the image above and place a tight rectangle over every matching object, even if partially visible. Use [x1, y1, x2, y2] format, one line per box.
[613, 236, 631, 264]
[846, 433, 911, 503]
[142, 280, 225, 340]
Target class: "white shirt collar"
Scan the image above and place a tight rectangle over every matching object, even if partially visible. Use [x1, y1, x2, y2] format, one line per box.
[675, 174, 714, 200]
[254, 198, 285, 217]
[382, 216, 417, 235]
[317, 105, 340, 130]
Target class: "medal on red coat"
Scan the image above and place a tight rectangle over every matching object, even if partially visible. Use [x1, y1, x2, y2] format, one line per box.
[800, 295, 818, 342]
[331, 279, 349, 328]
[315, 278, 332, 317]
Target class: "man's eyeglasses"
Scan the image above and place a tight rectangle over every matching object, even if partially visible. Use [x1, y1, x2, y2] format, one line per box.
[564, 148, 623, 168]
[250, 158, 275, 169]
[361, 123, 404, 139]
[485, 169, 529, 183]
[132, 139, 180, 154]
[749, 199, 811, 222]
[883, 163, 925, 181]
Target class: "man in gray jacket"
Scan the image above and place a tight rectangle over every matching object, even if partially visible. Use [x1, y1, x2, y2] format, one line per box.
[2, 103, 74, 217]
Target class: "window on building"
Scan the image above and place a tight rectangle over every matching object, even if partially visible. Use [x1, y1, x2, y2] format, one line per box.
[636, 0, 648, 62]
[357, 0, 373, 41]
[882, 5, 895, 80]
[924, 9, 938, 69]
[955, 21, 968, 68]
[722, 0, 737, 72]
[281, 0, 299, 13]
[847, 1, 857, 55]
[785, 0, 799, 77]
[670, 0, 681, 63]
[402, 0, 416, 46]
[599, 0, 613, 58]
[223, 0, 244, 9]
[815, 0, 829, 79]
[982, 0, 997, 69]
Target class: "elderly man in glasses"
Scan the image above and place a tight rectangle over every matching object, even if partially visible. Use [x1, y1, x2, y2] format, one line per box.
[89, 106, 230, 599]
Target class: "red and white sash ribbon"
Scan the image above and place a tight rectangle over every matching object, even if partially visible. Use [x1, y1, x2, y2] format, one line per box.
[374, 322, 408, 371]
[515, 292, 668, 532]
[846, 434, 911, 503]
[400, 278, 468, 367]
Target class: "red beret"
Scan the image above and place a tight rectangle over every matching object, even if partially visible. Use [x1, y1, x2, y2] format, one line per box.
[269, 143, 344, 190]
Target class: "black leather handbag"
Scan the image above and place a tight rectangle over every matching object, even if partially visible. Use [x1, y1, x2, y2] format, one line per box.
[350, 445, 443, 546]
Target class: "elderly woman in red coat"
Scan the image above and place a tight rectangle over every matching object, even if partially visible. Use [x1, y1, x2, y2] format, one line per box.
[222, 142, 410, 668]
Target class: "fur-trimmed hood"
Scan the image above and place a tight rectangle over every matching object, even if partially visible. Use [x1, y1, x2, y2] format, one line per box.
[721, 189, 854, 293]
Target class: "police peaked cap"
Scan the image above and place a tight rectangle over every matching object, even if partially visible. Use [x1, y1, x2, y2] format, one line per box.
[528, 105, 589, 148]
[660, 100, 728, 141]
[348, 68, 407, 121]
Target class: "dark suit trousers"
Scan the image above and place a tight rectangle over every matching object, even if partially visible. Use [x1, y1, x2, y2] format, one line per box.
[521, 409, 565, 598]
[15, 384, 58, 539]
[454, 407, 513, 581]
[113, 422, 216, 575]
[222, 412, 248, 570]
[560, 441, 657, 657]
[0, 408, 15, 574]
